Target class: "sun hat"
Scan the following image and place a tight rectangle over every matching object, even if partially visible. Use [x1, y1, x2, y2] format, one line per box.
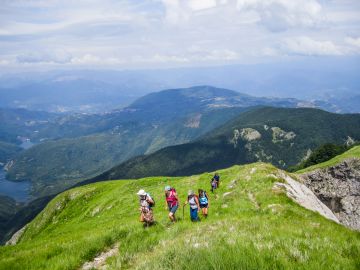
[165, 185, 171, 191]
[188, 190, 194, 196]
[137, 189, 146, 196]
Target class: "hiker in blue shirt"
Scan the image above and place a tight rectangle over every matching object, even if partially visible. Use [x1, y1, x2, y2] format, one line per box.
[198, 189, 209, 218]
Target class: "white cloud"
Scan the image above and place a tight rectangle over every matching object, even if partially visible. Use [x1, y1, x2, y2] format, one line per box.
[236, 0, 323, 31]
[283, 36, 342, 56]
[345, 37, 360, 47]
[188, 0, 217, 11]
[16, 50, 72, 64]
[0, 0, 359, 70]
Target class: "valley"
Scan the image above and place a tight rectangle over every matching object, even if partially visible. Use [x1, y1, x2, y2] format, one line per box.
[0, 86, 359, 248]
[2, 2, 359, 269]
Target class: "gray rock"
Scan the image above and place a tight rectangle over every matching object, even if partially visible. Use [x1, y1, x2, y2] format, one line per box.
[301, 158, 360, 231]
[6, 224, 28, 246]
[275, 173, 339, 223]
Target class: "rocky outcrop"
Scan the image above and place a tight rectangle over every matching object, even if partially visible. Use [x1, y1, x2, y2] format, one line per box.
[271, 127, 296, 143]
[5, 224, 28, 246]
[274, 173, 339, 223]
[300, 158, 360, 231]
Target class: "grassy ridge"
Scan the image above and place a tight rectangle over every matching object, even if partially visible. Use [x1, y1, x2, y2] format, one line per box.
[0, 163, 359, 269]
[297, 145, 360, 173]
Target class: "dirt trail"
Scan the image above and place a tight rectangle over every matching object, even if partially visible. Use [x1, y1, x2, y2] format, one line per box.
[81, 243, 119, 270]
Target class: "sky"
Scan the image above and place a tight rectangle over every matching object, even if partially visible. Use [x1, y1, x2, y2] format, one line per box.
[0, 0, 359, 71]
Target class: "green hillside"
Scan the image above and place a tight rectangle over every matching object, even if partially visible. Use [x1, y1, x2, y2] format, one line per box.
[1, 163, 359, 270]
[4, 85, 309, 197]
[297, 145, 360, 173]
[90, 107, 360, 182]
[0, 141, 22, 164]
[7, 107, 246, 197]
[0, 196, 20, 240]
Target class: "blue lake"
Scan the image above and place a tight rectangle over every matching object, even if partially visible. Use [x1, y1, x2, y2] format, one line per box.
[0, 168, 31, 202]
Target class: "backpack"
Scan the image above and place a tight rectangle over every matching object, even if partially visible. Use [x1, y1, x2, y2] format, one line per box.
[188, 195, 198, 209]
[148, 194, 155, 207]
[140, 194, 155, 208]
[166, 189, 178, 207]
[199, 191, 208, 205]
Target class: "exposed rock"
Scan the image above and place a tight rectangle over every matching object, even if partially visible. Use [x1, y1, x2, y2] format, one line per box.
[240, 128, 261, 142]
[345, 136, 355, 147]
[184, 114, 202, 128]
[266, 204, 283, 214]
[271, 127, 296, 143]
[6, 224, 28, 246]
[254, 149, 272, 161]
[275, 173, 339, 223]
[223, 191, 234, 198]
[248, 192, 260, 210]
[300, 158, 360, 231]
[302, 149, 312, 162]
[228, 179, 238, 189]
[4, 160, 14, 171]
[231, 129, 240, 148]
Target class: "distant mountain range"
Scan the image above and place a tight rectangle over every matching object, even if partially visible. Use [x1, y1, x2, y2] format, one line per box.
[87, 107, 360, 182]
[2, 86, 360, 199]
[1, 57, 359, 113]
[5, 86, 308, 197]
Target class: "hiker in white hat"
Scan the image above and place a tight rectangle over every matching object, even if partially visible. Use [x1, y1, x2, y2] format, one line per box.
[137, 189, 155, 226]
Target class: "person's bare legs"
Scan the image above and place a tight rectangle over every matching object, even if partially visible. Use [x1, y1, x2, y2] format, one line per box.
[202, 207, 208, 217]
[168, 212, 175, 222]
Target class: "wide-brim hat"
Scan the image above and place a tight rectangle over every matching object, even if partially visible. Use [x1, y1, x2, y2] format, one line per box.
[188, 190, 194, 196]
[137, 189, 146, 196]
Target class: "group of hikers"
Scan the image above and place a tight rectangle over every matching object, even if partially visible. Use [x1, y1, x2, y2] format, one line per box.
[137, 173, 220, 226]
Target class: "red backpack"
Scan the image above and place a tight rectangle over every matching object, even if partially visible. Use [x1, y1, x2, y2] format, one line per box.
[166, 188, 178, 207]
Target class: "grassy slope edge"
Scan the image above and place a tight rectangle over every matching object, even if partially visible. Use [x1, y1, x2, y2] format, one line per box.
[296, 145, 360, 173]
[0, 163, 359, 270]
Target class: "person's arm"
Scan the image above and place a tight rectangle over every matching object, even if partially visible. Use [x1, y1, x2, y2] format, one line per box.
[147, 196, 154, 205]
[165, 192, 168, 209]
[195, 196, 200, 211]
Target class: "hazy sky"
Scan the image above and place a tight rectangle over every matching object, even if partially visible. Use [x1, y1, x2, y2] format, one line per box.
[0, 0, 359, 71]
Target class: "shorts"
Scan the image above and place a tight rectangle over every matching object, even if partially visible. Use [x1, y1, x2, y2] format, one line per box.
[168, 204, 179, 214]
[200, 204, 208, 209]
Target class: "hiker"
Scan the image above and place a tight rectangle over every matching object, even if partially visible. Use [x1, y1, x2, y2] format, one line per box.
[198, 189, 209, 218]
[137, 189, 155, 226]
[184, 190, 200, 222]
[210, 177, 217, 193]
[213, 172, 220, 188]
[164, 186, 179, 222]
[210, 172, 220, 192]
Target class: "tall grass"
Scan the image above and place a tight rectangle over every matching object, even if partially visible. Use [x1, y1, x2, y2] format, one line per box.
[0, 163, 359, 270]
